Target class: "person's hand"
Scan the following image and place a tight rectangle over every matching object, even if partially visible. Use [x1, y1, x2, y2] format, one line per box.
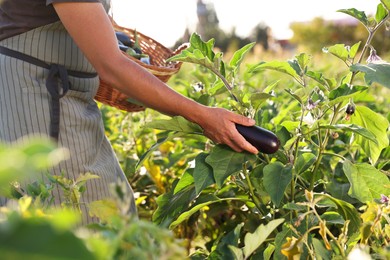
[194, 107, 259, 154]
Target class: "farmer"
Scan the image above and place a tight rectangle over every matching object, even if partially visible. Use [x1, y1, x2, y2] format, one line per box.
[0, 0, 258, 224]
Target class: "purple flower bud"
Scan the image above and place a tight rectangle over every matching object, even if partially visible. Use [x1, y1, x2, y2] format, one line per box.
[366, 48, 384, 64]
[306, 98, 319, 110]
[380, 194, 389, 204]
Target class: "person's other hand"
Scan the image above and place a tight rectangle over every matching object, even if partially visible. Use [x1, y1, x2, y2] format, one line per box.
[195, 107, 259, 154]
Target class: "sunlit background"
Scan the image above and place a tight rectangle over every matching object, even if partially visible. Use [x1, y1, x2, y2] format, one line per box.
[111, 0, 377, 48]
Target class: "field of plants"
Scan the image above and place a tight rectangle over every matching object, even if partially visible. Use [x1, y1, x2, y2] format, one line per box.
[1, 1, 390, 259]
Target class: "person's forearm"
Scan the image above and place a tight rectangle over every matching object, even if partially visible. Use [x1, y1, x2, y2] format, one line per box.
[99, 55, 208, 125]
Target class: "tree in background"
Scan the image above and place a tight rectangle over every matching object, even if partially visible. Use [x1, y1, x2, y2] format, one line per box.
[290, 16, 390, 55]
[175, 0, 271, 54]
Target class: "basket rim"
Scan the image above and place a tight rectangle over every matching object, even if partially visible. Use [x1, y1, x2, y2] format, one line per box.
[95, 17, 187, 112]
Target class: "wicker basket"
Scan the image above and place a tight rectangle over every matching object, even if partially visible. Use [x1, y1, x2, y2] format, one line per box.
[95, 20, 187, 112]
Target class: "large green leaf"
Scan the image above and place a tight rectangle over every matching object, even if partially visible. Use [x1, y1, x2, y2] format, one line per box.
[305, 70, 336, 90]
[337, 8, 369, 26]
[315, 193, 361, 235]
[343, 160, 390, 203]
[229, 42, 256, 74]
[152, 182, 197, 228]
[209, 223, 244, 260]
[328, 83, 368, 106]
[144, 116, 203, 134]
[193, 152, 215, 194]
[350, 106, 390, 164]
[249, 60, 302, 84]
[263, 162, 293, 207]
[295, 153, 316, 174]
[167, 33, 215, 63]
[205, 145, 256, 188]
[242, 218, 285, 259]
[173, 170, 194, 195]
[0, 219, 95, 260]
[350, 62, 390, 89]
[320, 124, 378, 144]
[0, 137, 64, 196]
[135, 132, 185, 171]
[166, 32, 226, 80]
[170, 195, 244, 229]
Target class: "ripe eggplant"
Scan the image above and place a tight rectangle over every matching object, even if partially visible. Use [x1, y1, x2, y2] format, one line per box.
[236, 124, 280, 154]
[115, 31, 133, 47]
[118, 41, 129, 52]
[346, 103, 355, 115]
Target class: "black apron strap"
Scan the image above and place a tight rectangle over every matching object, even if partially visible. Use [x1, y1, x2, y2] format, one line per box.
[0, 46, 98, 142]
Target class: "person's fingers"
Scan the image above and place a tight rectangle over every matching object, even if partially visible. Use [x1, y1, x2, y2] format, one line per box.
[231, 113, 256, 127]
[213, 122, 258, 154]
[229, 126, 258, 154]
[200, 108, 259, 154]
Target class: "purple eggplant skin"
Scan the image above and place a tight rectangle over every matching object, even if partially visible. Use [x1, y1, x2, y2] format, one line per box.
[236, 124, 280, 154]
[115, 31, 133, 47]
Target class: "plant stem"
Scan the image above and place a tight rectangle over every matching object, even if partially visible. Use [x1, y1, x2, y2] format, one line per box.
[243, 163, 265, 215]
[209, 67, 240, 103]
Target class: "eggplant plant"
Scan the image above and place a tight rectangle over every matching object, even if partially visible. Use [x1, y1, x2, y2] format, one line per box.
[139, 1, 390, 259]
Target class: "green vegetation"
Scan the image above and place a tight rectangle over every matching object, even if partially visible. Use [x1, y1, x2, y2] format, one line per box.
[1, 1, 390, 259]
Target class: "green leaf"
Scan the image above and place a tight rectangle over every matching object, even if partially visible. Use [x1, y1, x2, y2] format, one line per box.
[283, 202, 307, 212]
[136, 132, 184, 171]
[350, 62, 390, 89]
[349, 42, 361, 59]
[320, 124, 378, 144]
[350, 106, 390, 164]
[312, 238, 332, 260]
[322, 44, 350, 62]
[263, 162, 293, 206]
[381, 0, 390, 10]
[210, 223, 244, 260]
[250, 92, 275, 109]
[168, 33, 215, 63]
[263, 244, 276, 260]
[315, 193, 362, 235]
[305, 70, 334, 90]
[376, 3, 388, 24]
[0, 219, 95, 260]
[74, 172, 100, 184]
[193, 153, 215, 194]
[343, 160, 390, 203]
[169, 194, 224, 229]
[296, 53, 311, 73]
[205, 145, 256, 188]
[152, 182, 197, 228]
[166, 33, 228, 80]
[228, 246, 244, 260]
[229, 42, 256, 73]
[328, 84, 368, 106]
[337, 8, 369, 27]
[88, 199, 119, 224]
[285, 89, 303, 104]
[243, 219, 285, 259]
[321, 212, 345, 225]
[144, 116, 203, 134]
[174, 170, 194, 195]
[295, 153, 316, 174]
[249, 60, 302, 83]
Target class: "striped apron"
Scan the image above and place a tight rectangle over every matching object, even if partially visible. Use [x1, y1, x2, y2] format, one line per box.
[0, 19, 137, 224]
